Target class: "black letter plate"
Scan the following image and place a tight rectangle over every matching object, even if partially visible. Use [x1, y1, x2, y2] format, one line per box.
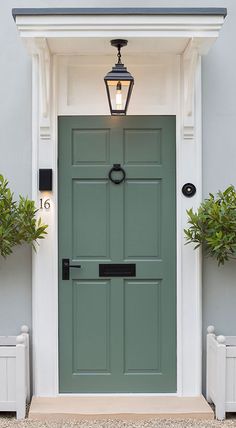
[99, 264, 136, 277]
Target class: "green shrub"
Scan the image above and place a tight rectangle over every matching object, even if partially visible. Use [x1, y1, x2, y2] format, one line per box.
[0, 174, 47, 258]
[184, 185, 236, 266]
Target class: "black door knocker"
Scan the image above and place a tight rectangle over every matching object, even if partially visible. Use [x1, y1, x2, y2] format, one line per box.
[108, 164, 126, 184]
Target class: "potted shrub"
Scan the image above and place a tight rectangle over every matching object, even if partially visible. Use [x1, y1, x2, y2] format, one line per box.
[0, 174, 47, 418]
[185, 185, 236, 420]
[184, 185, 236, 265]
[0, 174, 47, 257]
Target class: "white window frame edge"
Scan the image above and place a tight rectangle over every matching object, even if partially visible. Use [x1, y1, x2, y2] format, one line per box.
[14, 13, 225, 397]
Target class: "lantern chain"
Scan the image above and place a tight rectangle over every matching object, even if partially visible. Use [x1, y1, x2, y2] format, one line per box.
[117, 44, 122, 64]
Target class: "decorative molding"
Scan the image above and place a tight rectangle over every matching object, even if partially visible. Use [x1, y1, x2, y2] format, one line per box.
[37, 39, 51, 140]
[15, 14, 225, 39]
[183, 125, 194, 141]
[182, 39, 200, 141]
[26, 38, 52, 140]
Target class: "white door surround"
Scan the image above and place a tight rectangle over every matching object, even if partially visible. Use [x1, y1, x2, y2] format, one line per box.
[13, 8, 226, 397]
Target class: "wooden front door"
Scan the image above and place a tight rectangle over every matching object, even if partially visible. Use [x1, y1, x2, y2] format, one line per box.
[58, 116, 176, 393]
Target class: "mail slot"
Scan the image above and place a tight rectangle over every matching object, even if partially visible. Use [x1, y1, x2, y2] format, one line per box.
[99, 264, 136, 277]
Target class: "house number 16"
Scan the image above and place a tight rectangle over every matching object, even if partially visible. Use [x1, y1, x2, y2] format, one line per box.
[40, 198, 51, 210]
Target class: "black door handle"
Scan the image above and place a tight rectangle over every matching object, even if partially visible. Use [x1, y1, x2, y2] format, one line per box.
[62, 258, 81, 280]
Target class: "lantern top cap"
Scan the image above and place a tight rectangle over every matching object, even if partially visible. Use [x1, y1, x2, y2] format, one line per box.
[104, 65, 134, 82]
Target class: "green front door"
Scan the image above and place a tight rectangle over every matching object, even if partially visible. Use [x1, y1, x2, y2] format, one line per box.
[58, 116, 176, 393]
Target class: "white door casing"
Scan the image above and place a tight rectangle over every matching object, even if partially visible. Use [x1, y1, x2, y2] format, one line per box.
[13, 10, 226, 397]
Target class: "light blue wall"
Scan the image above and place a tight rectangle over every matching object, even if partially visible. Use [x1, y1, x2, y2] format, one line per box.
[201, 0, 236, 393]
[0, 0, 235, 393]
[0, 1, 32, 335]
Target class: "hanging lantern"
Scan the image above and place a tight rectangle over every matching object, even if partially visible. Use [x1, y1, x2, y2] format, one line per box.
[104, 39, 134, 115]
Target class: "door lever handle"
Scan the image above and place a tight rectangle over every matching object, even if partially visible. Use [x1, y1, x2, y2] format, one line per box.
[62, 258, 81, 280]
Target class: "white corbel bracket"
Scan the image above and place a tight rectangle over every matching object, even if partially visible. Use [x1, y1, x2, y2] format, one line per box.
[37, 39, 51, 140]
[26, 38, 51, 141]
[182, 39, 200, 141]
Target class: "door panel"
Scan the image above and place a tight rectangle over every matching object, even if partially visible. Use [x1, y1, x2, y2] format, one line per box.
[73, 280, 110, 373]
[72, 129, 110, 164]
[124, 280, 161, 373]
[124, 181, 161, 258]
[59, 116, 176, 393]
[73, 181, 110, 258]
[124, 129, 162, 164]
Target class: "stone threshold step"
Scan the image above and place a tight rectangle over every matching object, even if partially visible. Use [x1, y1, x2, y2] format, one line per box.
[29, 395, 214, 421]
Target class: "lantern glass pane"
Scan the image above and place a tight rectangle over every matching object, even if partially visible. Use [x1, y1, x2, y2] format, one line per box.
[107, 80, 130, 113]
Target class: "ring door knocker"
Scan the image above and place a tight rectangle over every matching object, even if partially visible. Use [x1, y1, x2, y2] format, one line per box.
[108, 164, 126, 185]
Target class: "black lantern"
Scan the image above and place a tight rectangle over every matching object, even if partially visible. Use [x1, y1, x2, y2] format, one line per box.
[104, 39, 134, 115]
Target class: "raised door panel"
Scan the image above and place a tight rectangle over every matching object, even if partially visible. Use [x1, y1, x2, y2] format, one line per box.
[72, 129, 110, 164]
[124, 129, 162, 164]
[124, 280, 161, 374]
[72, 181, 110, 259]
[73, 281, 111, 374]
[124, 181, 161, 259]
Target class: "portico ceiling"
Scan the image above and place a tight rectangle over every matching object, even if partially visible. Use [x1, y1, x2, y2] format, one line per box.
[47, 37, 189, 55]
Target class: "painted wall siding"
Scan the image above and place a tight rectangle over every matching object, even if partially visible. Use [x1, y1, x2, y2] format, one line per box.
[0, 0, 236, 394]
[201, 2, 236, 393]
[0, 2, 32, 335]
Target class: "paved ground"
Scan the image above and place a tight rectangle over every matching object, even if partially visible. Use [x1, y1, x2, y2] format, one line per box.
[2, 415, 236, 428]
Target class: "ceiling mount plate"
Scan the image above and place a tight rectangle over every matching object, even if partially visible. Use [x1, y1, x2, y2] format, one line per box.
[110, 39, 128, 49]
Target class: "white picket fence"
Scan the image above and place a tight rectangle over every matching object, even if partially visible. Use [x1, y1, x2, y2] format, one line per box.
[0, 325, 30, 419]
[207, 325, 236, 420]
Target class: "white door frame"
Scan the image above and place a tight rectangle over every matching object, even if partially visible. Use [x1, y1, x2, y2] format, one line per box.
[13, 10, 226, 397]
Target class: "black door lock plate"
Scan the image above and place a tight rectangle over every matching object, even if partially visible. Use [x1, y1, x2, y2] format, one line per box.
[62, 258, 81, 280]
